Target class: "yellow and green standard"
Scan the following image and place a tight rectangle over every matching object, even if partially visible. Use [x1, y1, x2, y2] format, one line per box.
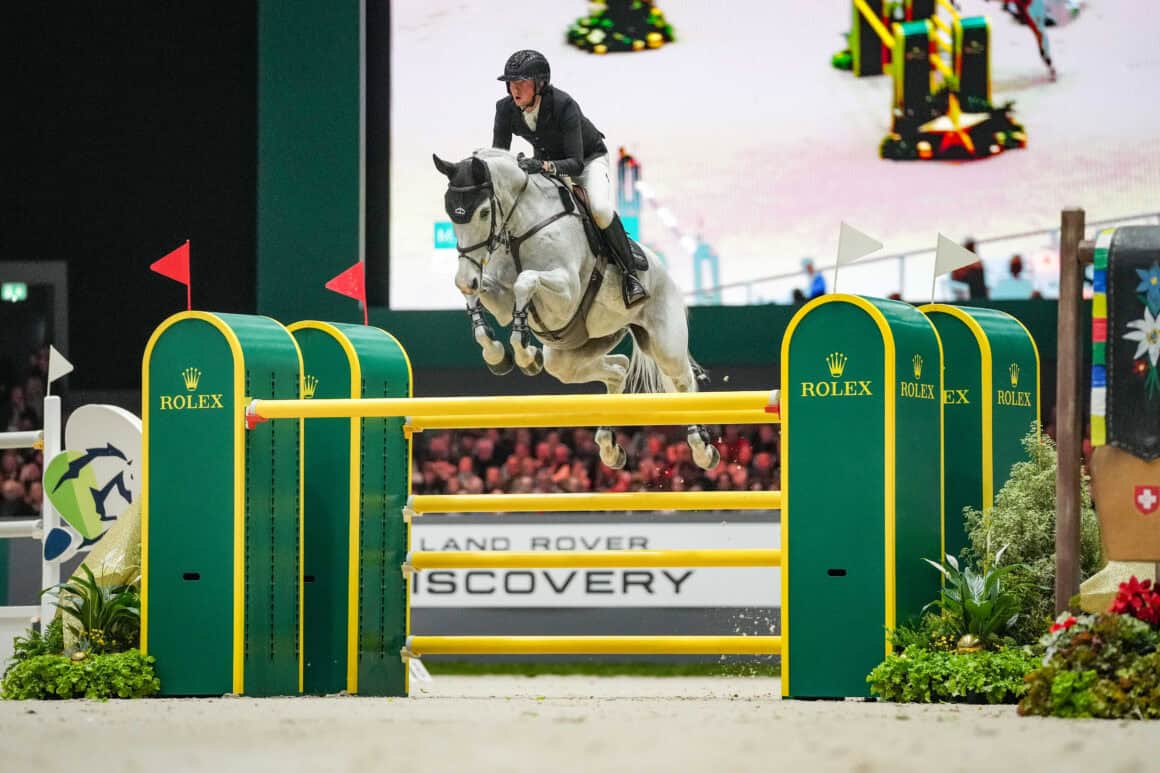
[288, 321, 412, 697]
[781, 295, 944, 699]
[142, 312, 303, 697]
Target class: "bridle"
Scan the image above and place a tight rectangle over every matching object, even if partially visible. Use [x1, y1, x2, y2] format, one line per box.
[452, 161, 530, 273]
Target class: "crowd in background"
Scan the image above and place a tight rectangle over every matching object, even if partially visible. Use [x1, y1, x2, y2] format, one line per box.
[0, 346, 49, 517]
[412, 424, 780, 495]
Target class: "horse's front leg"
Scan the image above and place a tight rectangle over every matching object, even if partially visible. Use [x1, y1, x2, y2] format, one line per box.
[510, 267, 573, 377]
[464, 296, 514, 375]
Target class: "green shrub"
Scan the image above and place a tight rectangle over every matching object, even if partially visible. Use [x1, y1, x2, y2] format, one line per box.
[3, 618, 64, 678]
[51, 564, 141, 654]
[1019, 612, 1160, 718]
[922, 550, 1022, 649]
[889, 612, 962, 652]
[867, 646, 1039, 704]
[963, 427, 1102, 644]
[1, 650, 159, 700]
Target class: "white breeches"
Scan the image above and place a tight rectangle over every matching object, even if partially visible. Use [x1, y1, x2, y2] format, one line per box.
[577, 153, 614, 229]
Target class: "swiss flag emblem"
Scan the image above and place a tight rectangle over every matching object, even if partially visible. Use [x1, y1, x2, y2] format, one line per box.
[1134, 485, 1160, 515]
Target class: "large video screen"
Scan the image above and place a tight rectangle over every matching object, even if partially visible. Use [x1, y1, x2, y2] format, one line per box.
[389, 0, 1160, 308]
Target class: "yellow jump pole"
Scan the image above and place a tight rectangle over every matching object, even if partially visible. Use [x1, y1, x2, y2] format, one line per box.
[853, 0, 895, 48]
[929, 54, 954, 79]
[409, 490, 782, 515]
[249, 390, 778, 422]
[405, 635, 782, 656]
[931, 13, 951, 36]
[405, 409, 778, 431]
[406, 549, 782, 570]
[936, 0, 959, 21]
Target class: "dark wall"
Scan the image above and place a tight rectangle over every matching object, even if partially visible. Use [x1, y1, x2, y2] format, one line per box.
[6, 3, 258, 390]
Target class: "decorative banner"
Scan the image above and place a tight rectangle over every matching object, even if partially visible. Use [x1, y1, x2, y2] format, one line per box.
[410, 522, 778, 608]
[42, 405, 141, 562]
[1099, 226, 1160, 459]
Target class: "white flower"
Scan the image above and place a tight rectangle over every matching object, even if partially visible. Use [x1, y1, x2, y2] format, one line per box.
[1124, 307, 1160, 366]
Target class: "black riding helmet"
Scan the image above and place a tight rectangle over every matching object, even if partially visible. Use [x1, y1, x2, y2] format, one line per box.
[497, 50, 551, 95]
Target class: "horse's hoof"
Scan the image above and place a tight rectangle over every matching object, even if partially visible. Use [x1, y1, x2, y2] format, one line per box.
[695, 444, 721, 471]
[487, 346, 515, 376]
[519, 348, 544, 377]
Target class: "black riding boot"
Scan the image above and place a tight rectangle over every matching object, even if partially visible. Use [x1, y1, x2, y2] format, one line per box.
[602, 213, 648, 308]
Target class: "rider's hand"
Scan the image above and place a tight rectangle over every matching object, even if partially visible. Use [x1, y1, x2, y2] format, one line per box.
[518, 156, 544, 174]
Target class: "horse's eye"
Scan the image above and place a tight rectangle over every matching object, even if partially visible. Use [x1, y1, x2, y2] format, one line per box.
[480, 209, 490, 220]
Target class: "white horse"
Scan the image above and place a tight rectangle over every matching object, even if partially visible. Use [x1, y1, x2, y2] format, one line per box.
[432, 148, 719, 471]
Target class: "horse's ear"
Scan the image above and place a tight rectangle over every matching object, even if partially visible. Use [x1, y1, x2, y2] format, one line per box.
[471, 157, 489, 183]
[432, 153, 457, 178]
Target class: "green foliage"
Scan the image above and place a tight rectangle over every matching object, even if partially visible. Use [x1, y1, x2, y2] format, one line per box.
[1, 650, 159, 700]
[3, 618, 64, 678]
[964, 427, 1102, 644]
[922, 550, 1022, 648]
[1020, 612, 1160, 718]
[867, 646, 1039, 704]
[52, 564, 141, 654]
[889, 613, 961, 652]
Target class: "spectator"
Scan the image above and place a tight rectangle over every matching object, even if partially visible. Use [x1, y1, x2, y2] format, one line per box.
[802, 258, 826, 299]
[0, 479, 32, 517]
[991, 254, 1035, 300]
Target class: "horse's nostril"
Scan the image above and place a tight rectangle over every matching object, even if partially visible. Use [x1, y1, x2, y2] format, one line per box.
[471, 278, 479, 290]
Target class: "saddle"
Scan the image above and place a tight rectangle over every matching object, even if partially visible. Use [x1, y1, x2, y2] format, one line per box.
[559, 183, 648, 269]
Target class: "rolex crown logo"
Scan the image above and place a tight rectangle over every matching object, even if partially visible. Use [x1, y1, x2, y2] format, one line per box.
[825, 352, 847, 379]
[182, 367, 201, 391]
[1009, 363, 1020, 387]
[303, 375, 319, 399]
[912, 354, 923, 380]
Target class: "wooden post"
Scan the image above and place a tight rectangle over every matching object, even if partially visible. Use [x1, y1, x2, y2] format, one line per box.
[1055, 208, 1086, 612]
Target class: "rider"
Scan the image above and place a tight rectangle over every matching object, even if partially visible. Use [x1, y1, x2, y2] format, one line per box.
[492, 49, 649, 308]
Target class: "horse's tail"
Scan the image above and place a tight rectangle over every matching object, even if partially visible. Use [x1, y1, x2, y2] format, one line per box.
[623, 328, 671, 395]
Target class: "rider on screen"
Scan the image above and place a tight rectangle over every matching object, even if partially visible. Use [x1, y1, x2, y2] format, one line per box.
[492, 49, 649, 308]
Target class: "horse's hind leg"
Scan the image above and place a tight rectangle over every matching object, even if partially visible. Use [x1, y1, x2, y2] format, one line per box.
[542, 337, 631, 470]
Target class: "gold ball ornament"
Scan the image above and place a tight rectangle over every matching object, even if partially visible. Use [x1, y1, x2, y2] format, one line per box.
[594, 44, 608, 55]
[955, 634, 982, 653]
[70, 650, 88, 662]
[632, 39, 645, 51]
[646, 32, 663, 48]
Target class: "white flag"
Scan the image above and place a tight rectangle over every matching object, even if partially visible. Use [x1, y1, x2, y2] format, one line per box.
[47, 346, 74, 395]
[933, 233, 980, 277]
[836, 222, 884, 265]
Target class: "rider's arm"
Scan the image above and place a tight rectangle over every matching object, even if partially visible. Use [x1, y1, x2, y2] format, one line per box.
[548, 100, 584, 177]
[492, 100, 513, 150]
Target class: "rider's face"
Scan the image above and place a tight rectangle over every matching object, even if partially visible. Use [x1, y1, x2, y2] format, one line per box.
[509, 79, 536, 109]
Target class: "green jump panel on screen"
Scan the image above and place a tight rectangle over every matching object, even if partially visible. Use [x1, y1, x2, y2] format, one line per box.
[956, 16, 991, 111]
[920, 305, 1039, 560]
[289, 322, 413, 697]
[142, 312, 303, 697]
[781, 295, 943, 699]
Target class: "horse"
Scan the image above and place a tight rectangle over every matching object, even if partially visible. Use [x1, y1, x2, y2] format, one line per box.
[432, 148, 720, 471]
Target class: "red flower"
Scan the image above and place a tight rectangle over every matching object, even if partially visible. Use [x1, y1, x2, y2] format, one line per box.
[1049, 616, 1078, 633]
[1111, 576, 1160, 626]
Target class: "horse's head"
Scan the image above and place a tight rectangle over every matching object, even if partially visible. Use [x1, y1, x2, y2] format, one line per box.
[433, 150, 527, 298]
[433, 153, 493, 227]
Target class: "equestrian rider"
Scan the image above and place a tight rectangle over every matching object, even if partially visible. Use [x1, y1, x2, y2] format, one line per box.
[492, 49, 649, 308]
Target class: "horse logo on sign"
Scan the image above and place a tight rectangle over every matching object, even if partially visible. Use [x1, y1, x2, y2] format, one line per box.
[1134, 485, 1160, 515]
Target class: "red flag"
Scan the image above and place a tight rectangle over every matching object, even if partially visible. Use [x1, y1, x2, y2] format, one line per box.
[151, 240, 192, 310]
[325, 261, 368, 325]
